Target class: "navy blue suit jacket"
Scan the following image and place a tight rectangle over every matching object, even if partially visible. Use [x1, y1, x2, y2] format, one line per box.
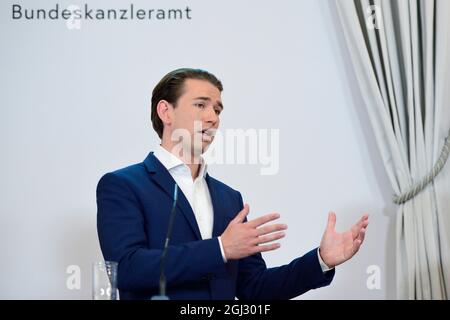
[96, 152, 334, 300]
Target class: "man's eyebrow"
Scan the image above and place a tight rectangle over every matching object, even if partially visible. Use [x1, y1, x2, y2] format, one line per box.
[193, 96, 224, 110]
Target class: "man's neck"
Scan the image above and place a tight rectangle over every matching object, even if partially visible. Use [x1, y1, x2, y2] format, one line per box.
[160, 142, 201, 180]
[186, 162, 200, 180]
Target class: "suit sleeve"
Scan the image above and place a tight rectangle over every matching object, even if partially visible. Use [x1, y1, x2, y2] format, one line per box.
[235, 192, 335, 300]
[96, 172, 227, 293]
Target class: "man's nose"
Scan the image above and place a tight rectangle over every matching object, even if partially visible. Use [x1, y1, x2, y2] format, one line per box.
[203, 106, 219, 125]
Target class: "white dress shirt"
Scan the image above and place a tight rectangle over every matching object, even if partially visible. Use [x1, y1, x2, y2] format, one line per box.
[154, 145, 331, 271]
[154, 145, 228, 262]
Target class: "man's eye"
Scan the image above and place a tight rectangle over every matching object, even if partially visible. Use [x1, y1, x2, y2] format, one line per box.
[215, 109, 221, 115]
[195, 103, 205, 108]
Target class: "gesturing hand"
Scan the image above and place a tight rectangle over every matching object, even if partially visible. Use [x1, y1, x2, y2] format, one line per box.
[221, 204, 287, 260]
[319, 211, 369, 268]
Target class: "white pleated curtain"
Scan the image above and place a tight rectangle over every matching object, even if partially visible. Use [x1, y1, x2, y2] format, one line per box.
[335, 0, 450, 299]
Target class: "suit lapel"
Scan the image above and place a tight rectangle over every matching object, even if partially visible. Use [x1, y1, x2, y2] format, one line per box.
[206, 174, 226, 237]
[144, 152, 202, 240]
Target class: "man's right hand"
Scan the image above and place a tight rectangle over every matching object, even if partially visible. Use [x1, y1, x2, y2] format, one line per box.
[220, 204, 287, 260]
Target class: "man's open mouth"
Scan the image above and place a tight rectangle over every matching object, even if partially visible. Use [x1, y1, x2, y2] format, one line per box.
[200, 128, 214, 141]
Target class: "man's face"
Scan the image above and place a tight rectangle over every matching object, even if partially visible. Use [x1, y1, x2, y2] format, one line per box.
[168, 79, 223, 158]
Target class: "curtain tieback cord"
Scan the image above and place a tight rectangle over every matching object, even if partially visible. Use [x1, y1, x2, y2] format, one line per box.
[393, 128, 450, 205]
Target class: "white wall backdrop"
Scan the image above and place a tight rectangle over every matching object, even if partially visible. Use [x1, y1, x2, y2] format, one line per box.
[0, 0, 395, 299]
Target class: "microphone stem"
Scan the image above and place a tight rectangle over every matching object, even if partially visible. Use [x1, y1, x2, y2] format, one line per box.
[159, 185, 178, 297]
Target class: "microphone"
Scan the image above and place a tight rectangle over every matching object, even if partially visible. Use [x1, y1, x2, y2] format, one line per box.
[151, 183, 179, 300]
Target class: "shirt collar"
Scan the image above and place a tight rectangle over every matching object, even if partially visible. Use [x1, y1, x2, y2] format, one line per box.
[154, 145, 208, 178]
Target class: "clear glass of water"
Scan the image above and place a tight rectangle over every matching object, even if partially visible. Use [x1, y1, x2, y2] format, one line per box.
[92, 261, 118, 300]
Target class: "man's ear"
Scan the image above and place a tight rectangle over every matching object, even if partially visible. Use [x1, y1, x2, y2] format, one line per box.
[156, 100, 173, 126]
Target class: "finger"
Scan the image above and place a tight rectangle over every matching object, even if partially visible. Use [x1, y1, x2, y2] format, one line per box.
[362, 215, 369, 228]
[351, 215, 369, 239]
[247, 212, 280, 228]
[362, 220, 369, 228]
[232, 203, 250, 224]
[252, 231, 286, 245]
[326, 211, 336, 231]
[351, 222, 361, 240]
[256, 223, 288, 236]
[351, 227, 367, 256]
[356, 227, 366, 244]
[251, 242, 281, 254]
[352, 239, 362, 255]
[359, 214, 369, 228]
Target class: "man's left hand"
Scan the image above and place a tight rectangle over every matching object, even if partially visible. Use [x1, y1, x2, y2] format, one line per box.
[319, 212, 369, 268]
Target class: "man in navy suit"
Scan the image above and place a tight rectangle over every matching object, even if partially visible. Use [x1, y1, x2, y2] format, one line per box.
[96, 68, 369, 300]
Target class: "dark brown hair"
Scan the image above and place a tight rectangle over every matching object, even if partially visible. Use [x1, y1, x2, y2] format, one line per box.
[151, 68, 223, 138]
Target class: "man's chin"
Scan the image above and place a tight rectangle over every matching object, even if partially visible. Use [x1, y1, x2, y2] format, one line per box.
[201, 140, 214, 152]
[189, 142, 208, 159]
